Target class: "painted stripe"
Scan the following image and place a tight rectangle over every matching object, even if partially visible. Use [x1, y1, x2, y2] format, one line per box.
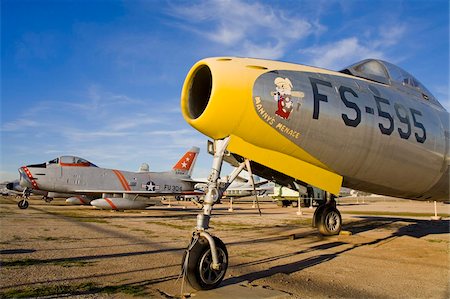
[104, 198, 118, 210]
[116, 170, 131, 191]
[60, 162, 91, 167]
[112, 170, 131, 191]
[22, 167, 39, 190]
[112, 170, 127, 190]
[76, 196, 87, 205]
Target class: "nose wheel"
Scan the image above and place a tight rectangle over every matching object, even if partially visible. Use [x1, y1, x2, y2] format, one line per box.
[182, 235, 228, 290]
[18, 199, 29, 209]
[18, 188, 31, 209]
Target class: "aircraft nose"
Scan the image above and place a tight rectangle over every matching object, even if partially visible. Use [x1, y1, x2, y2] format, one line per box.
[18, 166, 39, 189]
[18, 167, 32, 188]
[6, 182, 14, 190]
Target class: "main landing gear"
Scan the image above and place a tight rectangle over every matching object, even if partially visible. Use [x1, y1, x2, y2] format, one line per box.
[312, 196, 342, 235]
[43, 195, 53, 203]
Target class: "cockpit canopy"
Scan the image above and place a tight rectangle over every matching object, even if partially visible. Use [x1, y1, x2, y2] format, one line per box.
[47, 156, 97, 167]
[341, 59, 441, 107]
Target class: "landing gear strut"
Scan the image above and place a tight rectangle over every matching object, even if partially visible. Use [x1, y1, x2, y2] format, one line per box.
[181, 137, 239, 290]
[18, 188, 31, 209]
[43, 195, 53, 203]
[312, 196, 342, 235]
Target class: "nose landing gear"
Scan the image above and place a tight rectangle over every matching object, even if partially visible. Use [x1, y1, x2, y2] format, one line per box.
[181, 138, 231, 290]
[18, 188, 31, 209]
[180, 137, 343, 290]
[183, 234, 228, 290]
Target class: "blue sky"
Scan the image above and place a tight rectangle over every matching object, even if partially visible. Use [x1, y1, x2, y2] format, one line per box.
[1, 0, 449, 181]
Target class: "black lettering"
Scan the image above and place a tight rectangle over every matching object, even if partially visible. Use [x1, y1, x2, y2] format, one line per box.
[309, 77, 332, 120]
[410, 108, 426, 143]
[339, 86, 361, 127]
[394, 103, 411, 139]
[374, 96, 394, 135]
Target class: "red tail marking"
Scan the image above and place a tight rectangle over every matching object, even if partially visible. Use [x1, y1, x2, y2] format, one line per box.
[112, 170, 131, 191]
[173, 151, 197, 170]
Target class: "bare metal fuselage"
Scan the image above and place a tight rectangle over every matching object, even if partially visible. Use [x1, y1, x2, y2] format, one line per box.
[256, 69, 449, 200]
[181, 57, 449, 201]
[20, 165, 196, 196]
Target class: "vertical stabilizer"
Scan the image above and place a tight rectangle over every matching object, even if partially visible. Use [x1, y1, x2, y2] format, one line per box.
[172, 146, 200, 176]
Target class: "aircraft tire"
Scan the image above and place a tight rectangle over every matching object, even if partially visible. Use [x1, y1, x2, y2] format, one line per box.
[43, 196, 53, 203]
[318, 206, 342, 236]
[18, 200, 29, 209]
[182, 236, 228, 290]
[312, 204, 326, 228]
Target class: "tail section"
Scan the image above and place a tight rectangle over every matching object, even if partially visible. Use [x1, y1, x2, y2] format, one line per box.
[172, 146, 200, 176]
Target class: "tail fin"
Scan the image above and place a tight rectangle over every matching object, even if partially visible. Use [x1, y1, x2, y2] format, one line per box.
[172, 146, 200, 176]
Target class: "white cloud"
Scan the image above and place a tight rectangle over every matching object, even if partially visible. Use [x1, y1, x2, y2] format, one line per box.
[169, 0, 321, 59]
[374, 25, 406, 48]
[1, 119, 40, 132]
[299, 21, 408, 70]
[301, 37, 384, 70]
[0, 82, 196, 174]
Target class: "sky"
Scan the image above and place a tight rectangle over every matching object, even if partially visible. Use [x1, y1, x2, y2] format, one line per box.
[1, 0, 449, 182]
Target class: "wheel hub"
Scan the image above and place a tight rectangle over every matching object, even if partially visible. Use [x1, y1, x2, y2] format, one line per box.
[326, 211, 340, 231]
[199, 248, 227, 284]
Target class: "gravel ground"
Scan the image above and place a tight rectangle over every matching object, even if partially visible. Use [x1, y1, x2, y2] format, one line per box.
[0, 195, 449, 298]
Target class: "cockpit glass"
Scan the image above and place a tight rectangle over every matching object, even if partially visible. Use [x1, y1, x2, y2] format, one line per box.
[60, 156, 76, 164]
[58, 155, 98, 167]
[76, 158, 89, 164]
[382, 61, 432, 95]
[341, 59, 438, 105]
[355, 60, 389, 79]
[48, 158, 59, 164]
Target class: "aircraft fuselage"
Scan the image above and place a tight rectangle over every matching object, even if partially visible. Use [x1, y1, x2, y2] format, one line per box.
[19, 165, 196, 195]
[181, 57, 449, 201]
[253, 69, 448, 200]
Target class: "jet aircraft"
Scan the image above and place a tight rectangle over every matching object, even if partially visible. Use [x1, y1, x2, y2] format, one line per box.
[196, 170, 272, 198]
[222, 176, 272, 198]
[18, 147, 202, 210]
[178, 57, 449, 290]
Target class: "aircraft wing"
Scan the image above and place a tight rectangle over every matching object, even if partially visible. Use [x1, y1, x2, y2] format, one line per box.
[252, 180, 270, 187]
[73, 190, 204, 197]
[178, 178, 204, 184]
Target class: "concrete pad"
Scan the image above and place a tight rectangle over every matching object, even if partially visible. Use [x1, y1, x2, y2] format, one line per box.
[192, 283, 290, 299]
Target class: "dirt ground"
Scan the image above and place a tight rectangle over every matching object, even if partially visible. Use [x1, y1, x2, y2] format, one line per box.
[0, 195, 449, 298]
